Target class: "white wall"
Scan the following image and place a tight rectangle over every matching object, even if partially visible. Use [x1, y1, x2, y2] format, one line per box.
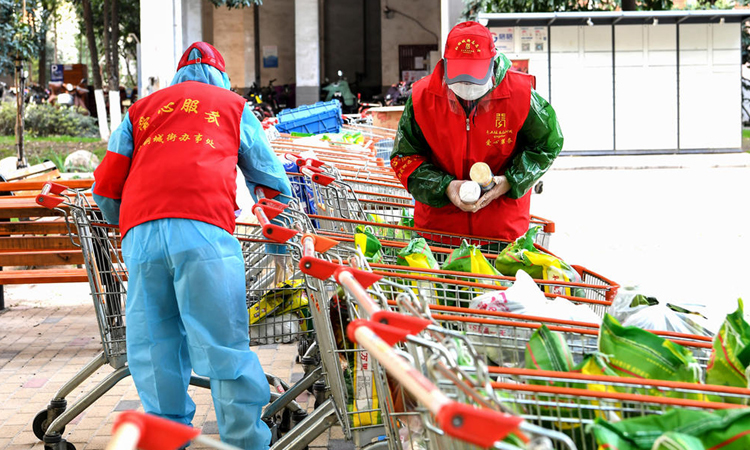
[551, 26, 614, 152]
[615, 24, 678, 151]
[679, 23, 741, 150]
[141, 0, 186, 95]
[380, 0, 440, 86]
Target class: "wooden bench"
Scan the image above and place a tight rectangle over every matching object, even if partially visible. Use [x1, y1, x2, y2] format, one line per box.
[0, 167, 94, 310]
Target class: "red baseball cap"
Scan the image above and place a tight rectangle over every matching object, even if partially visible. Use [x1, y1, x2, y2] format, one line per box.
[177, 42, 226, 73]
[444, 21, 497, 85]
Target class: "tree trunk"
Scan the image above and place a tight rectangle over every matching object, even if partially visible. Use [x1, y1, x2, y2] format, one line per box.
[102, 0, 113, 91]
[111, 0, 119, 87]
[81, 0, 103, 89]
[104, 0, 122, 130]
[621, 0, 637, 11]
[82, 0, 109, 140]
[38, 30, 47, 88]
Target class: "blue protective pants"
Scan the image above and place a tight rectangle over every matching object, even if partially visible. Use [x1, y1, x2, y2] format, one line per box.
[122, 218, 271, 450]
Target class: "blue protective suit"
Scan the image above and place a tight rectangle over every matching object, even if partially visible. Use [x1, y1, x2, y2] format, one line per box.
[94, 50, 292, 450]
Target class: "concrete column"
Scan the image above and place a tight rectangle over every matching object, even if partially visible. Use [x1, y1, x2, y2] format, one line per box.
[440, 0, 464, 54]
[244, 7, 256, 88]
[213, 6, 246, 89]
[140, 0, 183, 95]
[183, 0, 203, 49]
[295, 0, 320, 106]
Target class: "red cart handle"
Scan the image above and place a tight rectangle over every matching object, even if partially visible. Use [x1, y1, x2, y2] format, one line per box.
[35, 182, 68, 209]
[311, 173, 335, 186]
[436, 402, 524, 448]
[257, 198, 288, 210]
[111, 410, 200, 450]
[251, 204, 298, 243]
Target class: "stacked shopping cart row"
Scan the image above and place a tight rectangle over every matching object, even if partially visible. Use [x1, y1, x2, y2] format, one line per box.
[250, 196, 750, 450]
[248, 126, 750, 450]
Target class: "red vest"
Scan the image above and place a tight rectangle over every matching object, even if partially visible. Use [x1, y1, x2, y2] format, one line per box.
[410, 61, 533, 241]
[117, 81, 244, 236]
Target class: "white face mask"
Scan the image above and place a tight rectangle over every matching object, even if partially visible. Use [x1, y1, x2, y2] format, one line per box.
[449, 78, 493, 101]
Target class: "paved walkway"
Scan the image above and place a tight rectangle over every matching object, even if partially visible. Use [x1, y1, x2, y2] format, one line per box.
[0, 283, 327, 450]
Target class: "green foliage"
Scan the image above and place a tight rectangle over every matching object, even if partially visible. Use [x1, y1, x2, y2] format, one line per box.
[460, 0, 674, 18]
[70, 0, 140, 79]
[0, 0, 40, 75]
[0, 103, 98, 138]
[29, 150, 66, 169]
[207, 0, 262, 8]
[0, 102, 16, 136]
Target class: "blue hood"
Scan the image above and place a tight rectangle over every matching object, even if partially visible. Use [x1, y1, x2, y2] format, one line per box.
[171, 48, 232, 89]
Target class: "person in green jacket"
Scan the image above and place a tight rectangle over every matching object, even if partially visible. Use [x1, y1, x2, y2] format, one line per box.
[390, 21, 564, 242]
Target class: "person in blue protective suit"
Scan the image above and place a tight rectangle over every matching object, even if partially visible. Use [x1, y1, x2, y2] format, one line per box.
[92, 42, 292, 450]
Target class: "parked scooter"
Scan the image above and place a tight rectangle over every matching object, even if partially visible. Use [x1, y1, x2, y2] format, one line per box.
[245, 83, 275, 121]
[26, 83, 49, 104]
[385, 80, 411, 106]
[322, 70, 356, 113]
[48, 79, 89, 111]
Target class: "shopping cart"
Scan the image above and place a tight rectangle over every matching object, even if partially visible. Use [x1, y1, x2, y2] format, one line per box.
[292, 247, 577, 450]
[314, 256, 749, 450]
[250, 203, 583, 449]
[31, 184, 308, 450]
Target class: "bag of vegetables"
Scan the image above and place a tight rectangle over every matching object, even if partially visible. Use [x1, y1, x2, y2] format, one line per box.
[494, 227, 584, 298]
[705, 299, 750, 403]
[440, 240, 510, 307]
[590, 408, 750, 450]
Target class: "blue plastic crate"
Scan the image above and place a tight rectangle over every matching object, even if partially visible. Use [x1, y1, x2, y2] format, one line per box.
[276, 101, 343, 135]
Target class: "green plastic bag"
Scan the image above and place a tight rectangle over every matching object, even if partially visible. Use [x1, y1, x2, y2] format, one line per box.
[494, 227, 585, 298]
[397, 238, 439, 270]
[590, 408, 750, 450]
[525, 325, 575, 372]
[440, 240, 510, 307]
[597, 314, 703, 386]
[705, 299, 750, 402]
[354, 225, 384, 263]
[394, 237, 444, 306]
[442, 240, 505, 277]
[396, 208, 413, 241]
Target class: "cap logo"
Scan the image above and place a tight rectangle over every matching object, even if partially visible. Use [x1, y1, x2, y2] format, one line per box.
[454, 39, 481, 54]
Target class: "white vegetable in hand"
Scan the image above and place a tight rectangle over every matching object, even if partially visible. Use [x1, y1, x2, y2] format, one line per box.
[459, 181, 481, 204]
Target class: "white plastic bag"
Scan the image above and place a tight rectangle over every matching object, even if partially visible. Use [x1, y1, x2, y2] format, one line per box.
[608, 286, 714, 337]
[249, 313, 300, 345]
[467, 271, 600, 366]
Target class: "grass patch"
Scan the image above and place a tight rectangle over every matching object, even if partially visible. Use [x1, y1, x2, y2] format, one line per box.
[0, 135, 107, 172]
[0, 135, 101, 145]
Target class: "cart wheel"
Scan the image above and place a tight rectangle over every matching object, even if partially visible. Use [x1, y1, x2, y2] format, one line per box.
[43, 441, 75, 450]
[33, 410, 65, 441]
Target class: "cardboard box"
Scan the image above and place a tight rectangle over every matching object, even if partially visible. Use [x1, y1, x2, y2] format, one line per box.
[369, 106, 405, 131]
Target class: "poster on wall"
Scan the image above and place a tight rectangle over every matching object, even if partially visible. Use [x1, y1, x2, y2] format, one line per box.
[520, 28, 534, 52]
[534, 27, 547, 52]
[489, 27, 515, 53]
[511, 59, 529, 74]
[402, 70, 428, 84]
[518, 27, 548, 52]
[262, 46, 278, 68]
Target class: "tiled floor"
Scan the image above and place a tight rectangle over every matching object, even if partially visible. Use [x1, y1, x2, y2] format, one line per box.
[0, 283, 344, 450]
